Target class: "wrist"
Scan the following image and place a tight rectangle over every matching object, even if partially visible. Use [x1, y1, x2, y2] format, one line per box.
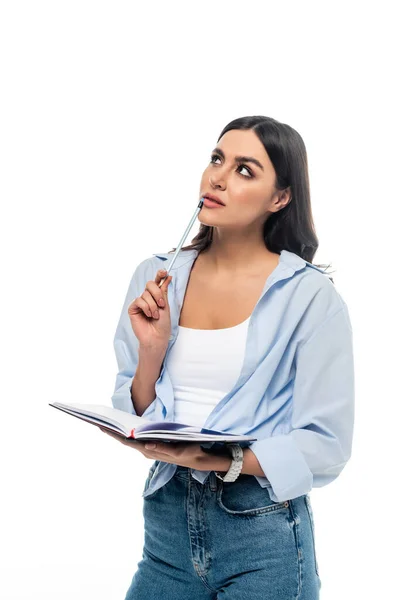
[215, 455, 232, 475]
[137, 346, 167, 378]
[199, 452, 231, 474]
[139, 344, 168, 360]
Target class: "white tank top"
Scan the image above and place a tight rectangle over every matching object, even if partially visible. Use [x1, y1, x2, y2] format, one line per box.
[166, 317, 251, 427]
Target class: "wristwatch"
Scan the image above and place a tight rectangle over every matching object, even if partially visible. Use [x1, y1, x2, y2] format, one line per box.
[215, 443, 244, 482]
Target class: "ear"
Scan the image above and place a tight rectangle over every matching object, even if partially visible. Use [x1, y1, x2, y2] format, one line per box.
[276, 187, 292, 211]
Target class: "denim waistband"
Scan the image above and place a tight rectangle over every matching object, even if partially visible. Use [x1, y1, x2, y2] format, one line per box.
[174, 466, 219, 491]
[174, 465, 249, 482]
[174, 466, 198, 480]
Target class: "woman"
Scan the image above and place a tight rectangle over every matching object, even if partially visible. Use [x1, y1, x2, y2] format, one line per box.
[103, 115, 355, 599]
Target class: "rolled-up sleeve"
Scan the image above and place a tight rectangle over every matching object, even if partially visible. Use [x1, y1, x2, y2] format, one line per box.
[249, 305, 355, 502]
[111, 259, 158, 419]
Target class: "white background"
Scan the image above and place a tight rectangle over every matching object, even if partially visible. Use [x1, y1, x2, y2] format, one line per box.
[1, 1, 398, 598]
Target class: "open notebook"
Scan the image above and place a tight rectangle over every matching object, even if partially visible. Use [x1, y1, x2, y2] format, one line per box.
[49, 402, 257, 445]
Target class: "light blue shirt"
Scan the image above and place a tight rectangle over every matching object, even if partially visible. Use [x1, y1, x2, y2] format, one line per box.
[111, 249, 355, 502]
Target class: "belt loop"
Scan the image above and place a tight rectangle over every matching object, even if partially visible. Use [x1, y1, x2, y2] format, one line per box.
[209, 470, 217, 491]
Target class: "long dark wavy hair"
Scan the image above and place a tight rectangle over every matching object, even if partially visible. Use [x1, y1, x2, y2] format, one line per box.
[168, 115, 334, 283]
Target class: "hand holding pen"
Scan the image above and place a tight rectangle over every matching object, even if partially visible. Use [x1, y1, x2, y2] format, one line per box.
[127, 198, 205, 353]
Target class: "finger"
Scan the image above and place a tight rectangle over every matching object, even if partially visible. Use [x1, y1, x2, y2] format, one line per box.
[155, 268, 172, 290]
[128, 296, 153, 319]
[142, 287, 161, 316]
[145, 442, 175, 455]
[158, 274, 173, 292]
[154, 268, 168, 284]
[147, 276, 169, 308]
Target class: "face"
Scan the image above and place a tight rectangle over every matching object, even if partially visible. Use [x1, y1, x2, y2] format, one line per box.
[199, 129, 291, 229]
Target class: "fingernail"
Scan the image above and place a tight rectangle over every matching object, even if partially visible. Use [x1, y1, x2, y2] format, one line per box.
[145, 443, 156, 449]
[158, 298, 165, 307]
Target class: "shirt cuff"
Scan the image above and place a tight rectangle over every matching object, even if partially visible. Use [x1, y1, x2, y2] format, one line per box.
[249, 434, 313, 502]
[111, 378, 157, 419]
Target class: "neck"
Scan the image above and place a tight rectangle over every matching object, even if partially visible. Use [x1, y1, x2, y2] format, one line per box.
[200, 240, 279, 276]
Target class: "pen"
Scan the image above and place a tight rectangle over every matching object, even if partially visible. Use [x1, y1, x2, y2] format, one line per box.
[157, 197, 205, 288]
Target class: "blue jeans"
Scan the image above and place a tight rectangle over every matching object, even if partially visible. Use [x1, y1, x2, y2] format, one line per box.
[125, 462, 322, 599]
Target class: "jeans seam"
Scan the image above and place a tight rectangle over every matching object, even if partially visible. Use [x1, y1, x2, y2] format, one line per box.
[186, 472, 218, 594]
[288, 500, 303, 600]
[305, 495, 319, 577]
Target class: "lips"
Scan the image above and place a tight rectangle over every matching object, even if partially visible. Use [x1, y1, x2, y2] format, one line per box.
[203, 194, 225, 205]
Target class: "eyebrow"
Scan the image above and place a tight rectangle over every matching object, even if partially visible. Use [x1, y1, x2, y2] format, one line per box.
[211, 147, 264, 172]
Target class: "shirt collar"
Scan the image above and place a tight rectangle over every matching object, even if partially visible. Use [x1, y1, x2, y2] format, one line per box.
[153, 248, 326, 275]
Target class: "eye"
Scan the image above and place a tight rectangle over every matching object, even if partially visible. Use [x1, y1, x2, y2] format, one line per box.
[210, 154, 253, 178]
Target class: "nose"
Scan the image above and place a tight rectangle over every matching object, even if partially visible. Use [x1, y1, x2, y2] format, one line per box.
[209, 176, 225, 190]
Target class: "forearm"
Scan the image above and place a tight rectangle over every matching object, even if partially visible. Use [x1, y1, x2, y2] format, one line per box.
[241, 448, 266, 477]
[130, 347, 167, 417]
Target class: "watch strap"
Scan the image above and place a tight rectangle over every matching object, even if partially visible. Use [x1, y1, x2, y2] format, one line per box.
[215, 443, 244, 482]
